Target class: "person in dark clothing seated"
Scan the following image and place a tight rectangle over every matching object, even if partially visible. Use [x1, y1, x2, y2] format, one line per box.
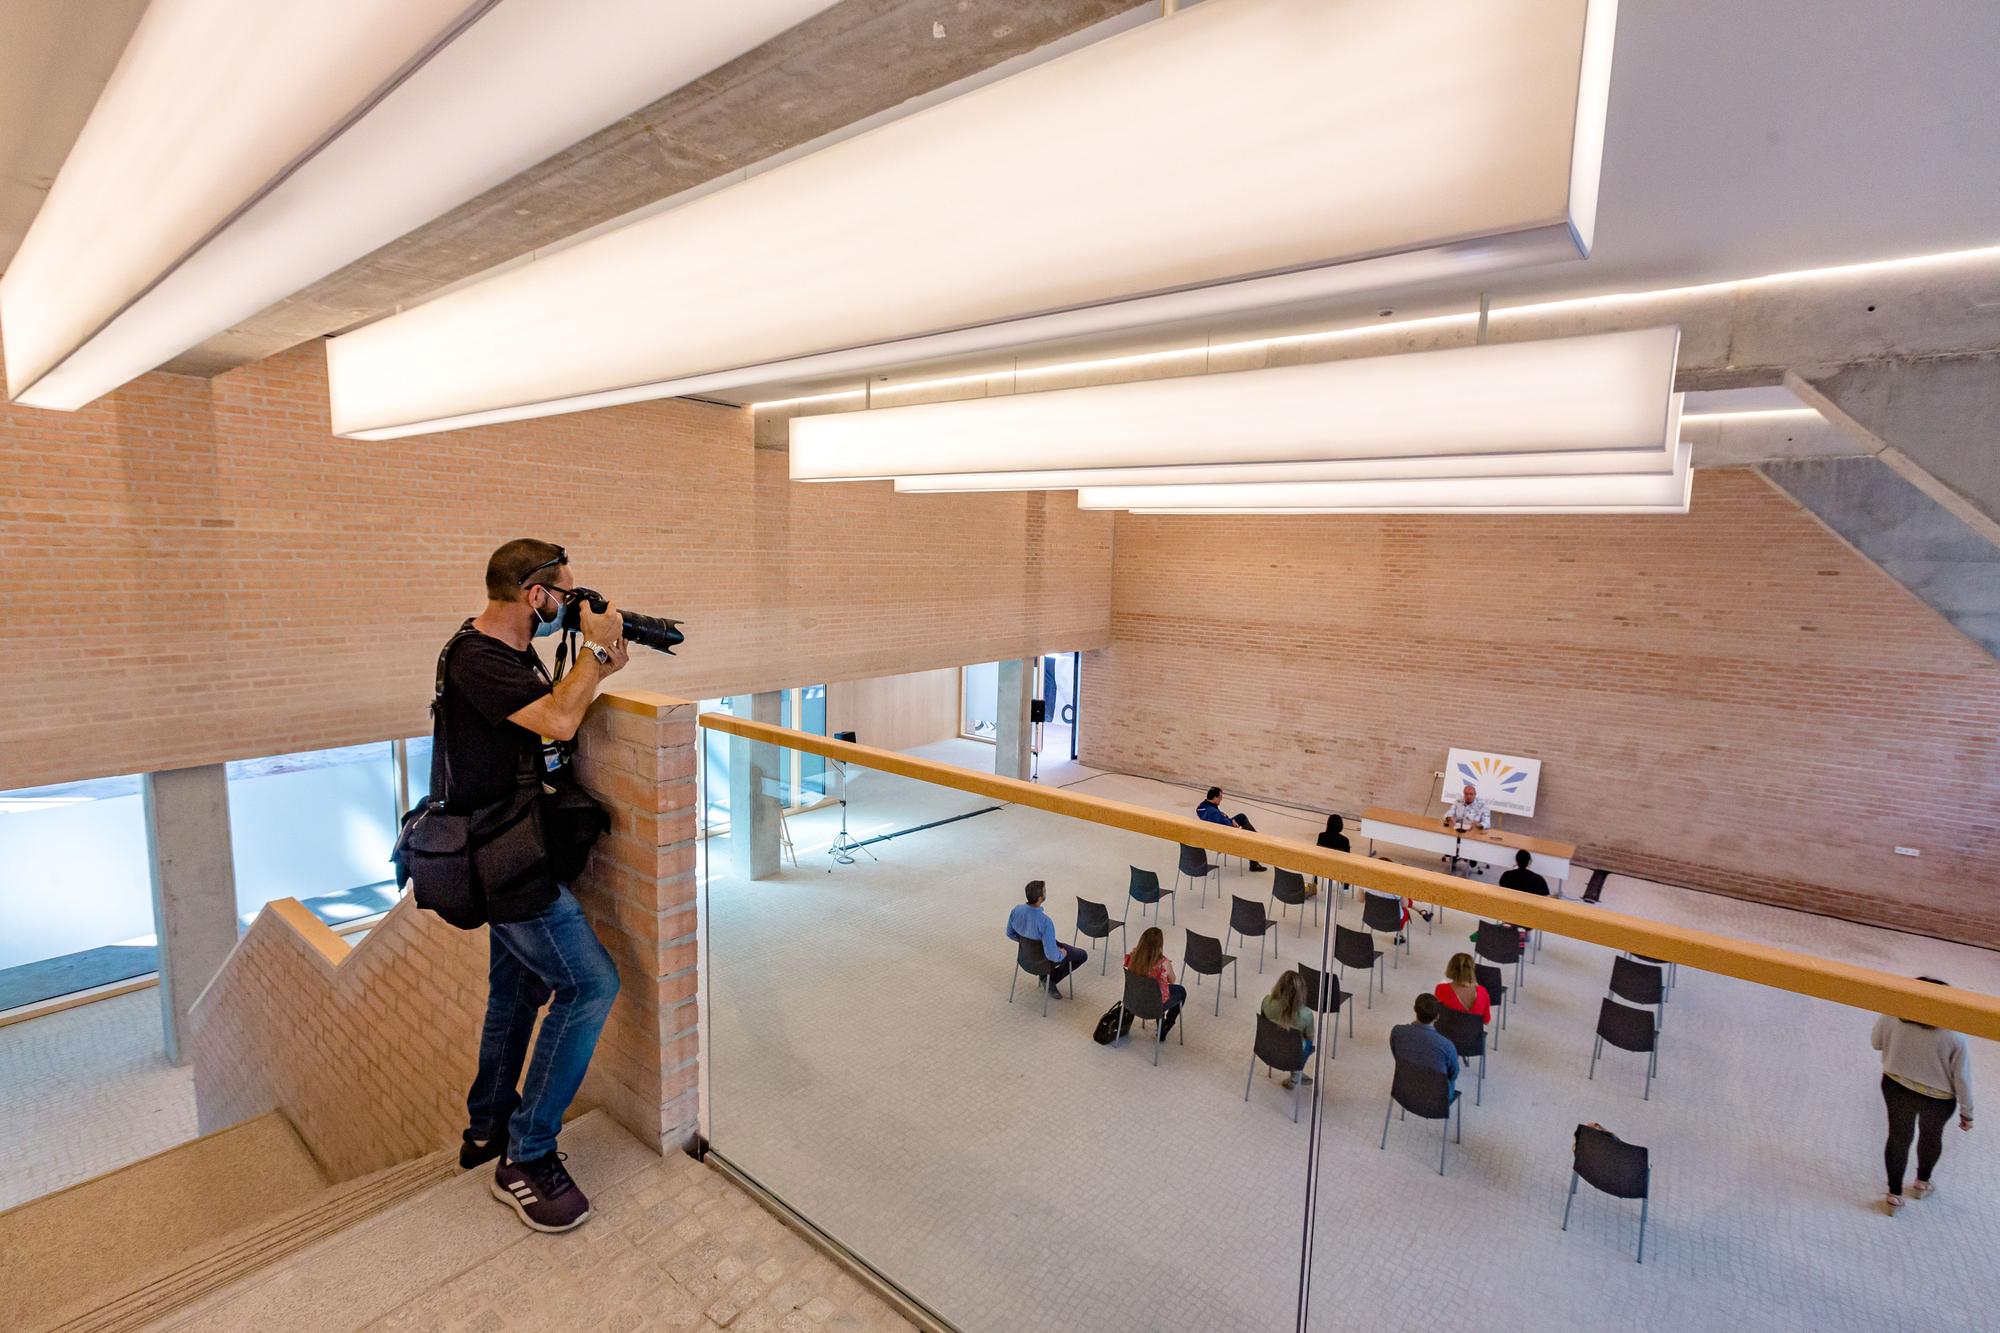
[1498, 849, 1551, 896]
[1197, 786, 1266, 871]
[1317, 814, 1350, 853]
[1006, 880, 1087, 999]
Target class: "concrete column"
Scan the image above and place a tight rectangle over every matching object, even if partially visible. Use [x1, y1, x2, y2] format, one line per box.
[727, 691, 784, 880]
[994, 657, 1036, 781]
[144, 764, 240, 1064]
[571, 691, 702, 1152]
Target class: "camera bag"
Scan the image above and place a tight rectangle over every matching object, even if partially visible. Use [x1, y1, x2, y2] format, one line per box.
[394, 624, 555, 929]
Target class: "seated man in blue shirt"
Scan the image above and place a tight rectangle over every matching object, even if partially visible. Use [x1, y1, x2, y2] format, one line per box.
[1196, 786, 1266, 872]
[1005, 879, 1087, 999]
[1389, 993, 1461, 1099]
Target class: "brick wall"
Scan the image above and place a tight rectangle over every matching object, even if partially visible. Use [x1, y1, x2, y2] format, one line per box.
[1084, 469, 2000, 946]
[0, 338, 1113, 789]
[187, 689, 698, 1175]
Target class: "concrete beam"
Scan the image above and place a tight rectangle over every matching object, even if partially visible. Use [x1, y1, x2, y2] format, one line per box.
[1791, 353, 2000, 545]
[1758, 457, 2000, 660]
[144, 764, 240, 1064]
[165, 0, 1151, 377]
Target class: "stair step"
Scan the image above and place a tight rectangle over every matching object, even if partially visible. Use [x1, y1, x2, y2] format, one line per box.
[40, 1147, 458, 1333]
[2, 1112, 328, 1331]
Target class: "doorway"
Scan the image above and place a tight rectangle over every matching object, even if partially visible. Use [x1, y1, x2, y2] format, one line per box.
[1037, 652, 1080, 763]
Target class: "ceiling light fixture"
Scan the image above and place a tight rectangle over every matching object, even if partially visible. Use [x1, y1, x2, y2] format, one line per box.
[1081, 440, 1693, 514]
[1, 0, 840, 409]
[325, 0, 1620, 438]
[792, 328, 1681, 485]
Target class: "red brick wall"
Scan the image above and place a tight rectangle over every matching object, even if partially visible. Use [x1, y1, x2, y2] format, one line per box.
[0, 339, 1113, 788]
[1084, 469, 2000, 946]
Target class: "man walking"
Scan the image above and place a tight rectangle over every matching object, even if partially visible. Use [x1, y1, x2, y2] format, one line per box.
[445, 539, 628, 1232]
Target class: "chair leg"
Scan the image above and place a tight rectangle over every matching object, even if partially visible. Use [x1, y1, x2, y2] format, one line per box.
[1379, 1098, 1393, 1149]
[1245, 1055, 1257, 1103]
[1439, 1118, 1448, 1176]
[1347, 1003, 1355, 1040]
[1562, 1172, 1579, 1231]
[1009, 967, 1019, 1004]
[1041, 977, 1050, 1016]
[1258, 934, 1266, 974]
[1589, 1035, 1601, 1080]
[1292, 1076, 1300, 1123]
[1214, 977, 1223, 1017]
[1231, 959, 1239, 998]
[1636, 1195, 1649, 1264]
[1644, 1054, 1653, 1101]
[1170, 893, 1176, 925]
[1475, 1057, 1484, 1107]
[1153, 1026, 1161, 1066]
[1454, 1093, 1462, 1144]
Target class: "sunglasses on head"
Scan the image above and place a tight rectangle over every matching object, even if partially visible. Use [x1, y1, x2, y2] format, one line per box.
[517, 545, 568, 588]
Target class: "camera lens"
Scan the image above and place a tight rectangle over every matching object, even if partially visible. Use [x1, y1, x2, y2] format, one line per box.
[620, 611, 685, 654]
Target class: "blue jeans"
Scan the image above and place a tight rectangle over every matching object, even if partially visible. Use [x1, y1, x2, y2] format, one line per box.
[465, 885, 621, 1161]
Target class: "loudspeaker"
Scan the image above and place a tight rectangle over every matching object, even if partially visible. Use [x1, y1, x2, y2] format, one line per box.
[834, 730, 857, 744]
[1029, 699, 1047, 723]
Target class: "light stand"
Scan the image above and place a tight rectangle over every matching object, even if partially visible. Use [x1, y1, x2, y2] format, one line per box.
[825, 759, 877, 871]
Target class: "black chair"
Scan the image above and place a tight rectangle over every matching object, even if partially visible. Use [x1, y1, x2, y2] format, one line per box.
[1226, 895, 1275, 972]
[1245, 1014, 1309, 1122]
[1128, 865, 1175, 925]
[1115, 967, 1180, 1066]
[1360, 892, 1408, 967]
[1474, 919, 1525, 993]
[1434, 1007, 1487, 1106]
[1608, 956, 1667, 1030]
[1297, 963, 1352, 1057]
[1006, 938, 1054, 1016]
[1333, 925, 1385, 1007]
[1181, 930, 1238, 1016]
[1474, 962, 1510, 1046]
[1072, 897, 1126, 977]
[1627, 950, 1679, 989]
[1269, 869, 1318, 936]
[1174, 843, 1224, 908]
[1379, 1060, 1461, 1175]
[1563, 1124, 1652, 1263]
[1590, 998, 1659, 1099]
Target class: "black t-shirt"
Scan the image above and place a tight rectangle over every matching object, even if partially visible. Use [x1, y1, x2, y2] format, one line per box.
[437, 623, 552, 814]
[1499, 867, 1551, 896]
[1317, 831, 1351, 853]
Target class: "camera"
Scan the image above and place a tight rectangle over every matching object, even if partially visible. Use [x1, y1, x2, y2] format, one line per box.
[558, 586, 684, 654]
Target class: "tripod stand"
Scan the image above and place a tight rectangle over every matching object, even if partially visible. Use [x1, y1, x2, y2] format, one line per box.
[825, 759, 877, 871]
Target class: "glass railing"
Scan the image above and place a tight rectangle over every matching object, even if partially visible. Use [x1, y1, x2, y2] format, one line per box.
[699, 718, 2000, 1331]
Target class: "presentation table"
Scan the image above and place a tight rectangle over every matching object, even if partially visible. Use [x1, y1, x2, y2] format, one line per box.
[1358, 806, 1575, 894]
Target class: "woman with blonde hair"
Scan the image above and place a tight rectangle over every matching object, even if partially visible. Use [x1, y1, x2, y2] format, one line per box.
[1434, 952, 1493, 1026]
[1259, 969, 1316, 1089]
[1121, 926, 1187, 1041]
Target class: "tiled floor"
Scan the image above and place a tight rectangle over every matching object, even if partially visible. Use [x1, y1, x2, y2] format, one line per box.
[705, 764, 2000, 1333]
[0, 989, 196, 1211]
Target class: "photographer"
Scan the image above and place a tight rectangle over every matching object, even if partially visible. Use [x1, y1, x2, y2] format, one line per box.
[451, 538, 627, 1234]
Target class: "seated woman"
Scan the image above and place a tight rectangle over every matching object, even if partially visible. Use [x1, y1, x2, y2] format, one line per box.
[1434, 951, 1493, 1026]
[1122, 927, 1187, 1041]
[1317, 813, 1350, 852]
[1258, 970, 1316, 1089]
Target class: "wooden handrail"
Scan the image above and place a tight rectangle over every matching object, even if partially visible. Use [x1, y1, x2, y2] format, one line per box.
[702, 714, 2000, 1040]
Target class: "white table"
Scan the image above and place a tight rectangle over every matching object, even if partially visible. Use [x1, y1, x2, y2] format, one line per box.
[1358, 806, 1574, 893]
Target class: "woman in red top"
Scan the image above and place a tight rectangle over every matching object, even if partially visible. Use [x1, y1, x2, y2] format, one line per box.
[1123, 926, 1187, 1040]
[1434, 952, 1492, 1025]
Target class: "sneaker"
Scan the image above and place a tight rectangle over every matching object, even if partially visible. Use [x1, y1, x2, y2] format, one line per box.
[492, 1152, 591, 1232]
[460, 1128, 504, 1170]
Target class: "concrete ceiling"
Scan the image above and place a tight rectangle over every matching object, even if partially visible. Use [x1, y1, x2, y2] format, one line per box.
[6, 0, 1996, 390]
[0, 0, 149, 274]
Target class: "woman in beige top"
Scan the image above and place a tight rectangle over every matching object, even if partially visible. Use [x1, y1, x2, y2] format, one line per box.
[1871, 976, 1975, 1214]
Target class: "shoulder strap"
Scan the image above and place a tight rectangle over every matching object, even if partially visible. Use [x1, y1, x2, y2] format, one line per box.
[429, 620, 484, 805]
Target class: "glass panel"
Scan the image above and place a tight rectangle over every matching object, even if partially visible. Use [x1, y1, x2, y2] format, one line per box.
[797, 684, 827, 803]
[1039, 652, 1078, 762]
[407, 734, 435, 807]
[960, 661, 998, 741]
[0, 773, 154, 1008]
[703, 731, 1318, 1329]
[226, 742, 399, 927]
[697, 697, 735, 835]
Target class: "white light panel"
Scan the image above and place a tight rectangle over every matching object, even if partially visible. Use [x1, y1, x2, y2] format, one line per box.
[326, 0, 1620, 438]
[2, 0, 839, 409]
[797, 328, 1680, 484]
[1080, 440, 1693, 513]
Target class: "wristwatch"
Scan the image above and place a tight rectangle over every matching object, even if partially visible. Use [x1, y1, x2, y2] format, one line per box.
[583, 639, 614, 666]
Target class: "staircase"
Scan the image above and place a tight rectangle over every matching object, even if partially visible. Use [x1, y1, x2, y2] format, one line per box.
[9, 1111, 917, 1333]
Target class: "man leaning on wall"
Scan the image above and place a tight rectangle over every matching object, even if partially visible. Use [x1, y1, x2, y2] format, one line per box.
[442, 538, 629, 1233]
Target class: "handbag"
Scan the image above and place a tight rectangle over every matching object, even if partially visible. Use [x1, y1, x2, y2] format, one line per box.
[393, 623, 555, 930]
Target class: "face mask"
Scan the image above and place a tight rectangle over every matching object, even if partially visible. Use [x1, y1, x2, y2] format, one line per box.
[532, 591, 565, 638]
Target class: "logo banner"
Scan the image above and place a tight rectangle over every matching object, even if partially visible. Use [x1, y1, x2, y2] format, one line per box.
[1443, 748, 1542, 817]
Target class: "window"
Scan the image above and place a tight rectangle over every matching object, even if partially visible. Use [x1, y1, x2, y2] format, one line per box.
[960, 661, 999, 742]
[0, 773, 153, 1008]
[226, 742, 401, 927]
[698, 688, 830, 839]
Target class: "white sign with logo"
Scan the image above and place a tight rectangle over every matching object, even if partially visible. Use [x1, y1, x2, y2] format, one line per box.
[1443, 747, 1542, 817]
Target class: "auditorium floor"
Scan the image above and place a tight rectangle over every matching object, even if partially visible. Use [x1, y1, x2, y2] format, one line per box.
[704, 758, 2000, 1333]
